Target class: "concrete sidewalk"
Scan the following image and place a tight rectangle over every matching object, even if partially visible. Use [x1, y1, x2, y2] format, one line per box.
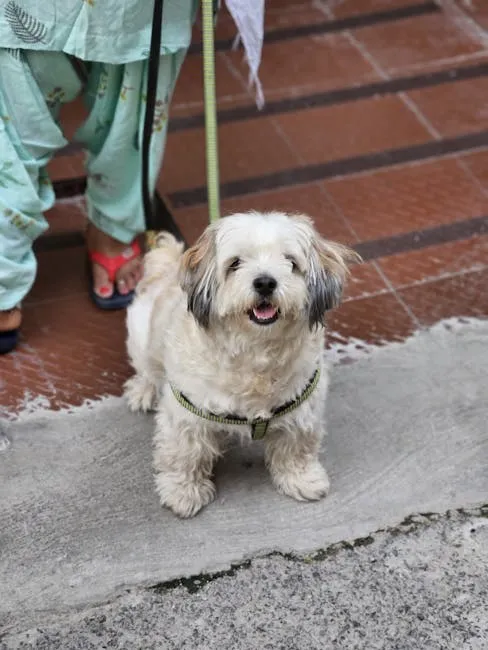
[2, 509, 487, 649]
[1, 319, 487, 641]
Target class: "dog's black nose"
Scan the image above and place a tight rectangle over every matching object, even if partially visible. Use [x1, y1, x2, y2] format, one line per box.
[253, 275, 277, 296]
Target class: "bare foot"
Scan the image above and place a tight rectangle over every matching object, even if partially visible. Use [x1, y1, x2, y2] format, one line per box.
[86, 223, 143, 298]
[0, 307, 22, 332]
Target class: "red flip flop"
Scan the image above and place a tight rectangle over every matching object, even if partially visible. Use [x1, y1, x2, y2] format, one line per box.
[88, 240, 142, 310]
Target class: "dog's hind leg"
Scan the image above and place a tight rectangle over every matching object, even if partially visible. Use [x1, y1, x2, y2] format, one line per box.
[153, 409, 221, 518]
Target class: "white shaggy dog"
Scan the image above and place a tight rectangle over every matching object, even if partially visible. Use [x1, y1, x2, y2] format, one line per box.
[125, 211, 359, 518]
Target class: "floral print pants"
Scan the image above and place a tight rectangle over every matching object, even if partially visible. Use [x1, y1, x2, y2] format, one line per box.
[0, 47, 186, 310]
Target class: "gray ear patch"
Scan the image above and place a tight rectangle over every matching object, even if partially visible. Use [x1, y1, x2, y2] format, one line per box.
[307, 267, 343, 329]
[179, 228, 219, 329]
[187, 280, 214, 329]
[305, 235, 360, 329]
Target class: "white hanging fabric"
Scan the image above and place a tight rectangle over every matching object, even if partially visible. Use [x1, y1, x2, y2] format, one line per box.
[223, 0, 266, 108]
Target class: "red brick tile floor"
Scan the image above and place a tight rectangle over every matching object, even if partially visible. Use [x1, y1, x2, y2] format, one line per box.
[2, 0, 488, 415]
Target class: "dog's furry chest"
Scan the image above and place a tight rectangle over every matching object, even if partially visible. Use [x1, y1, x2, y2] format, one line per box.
[203, 353, 318, 419]
[223, 369, 277, 404]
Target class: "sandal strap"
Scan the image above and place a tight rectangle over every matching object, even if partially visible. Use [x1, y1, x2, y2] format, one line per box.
[88, 240, 141, 283]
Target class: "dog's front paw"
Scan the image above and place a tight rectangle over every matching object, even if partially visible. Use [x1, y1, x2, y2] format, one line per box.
[155, 473, 216, 518]
[272, 461, 330, 502]
[124, 375, 157, 413]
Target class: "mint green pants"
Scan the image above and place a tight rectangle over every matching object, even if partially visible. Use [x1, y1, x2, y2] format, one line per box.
[0, 48, 186, 310]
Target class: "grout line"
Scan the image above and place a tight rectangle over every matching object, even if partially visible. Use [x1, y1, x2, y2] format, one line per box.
[316, 0, 392, 82]
[373, 262, 423, 327]
[388, 49, 488, 75]
[436, 0, 488, 47]
[268, 118, 307, 168]
[398, 92, 441, 139]
[173, 91, 251, 113]
[457, 156, 488, 199]
[314, 1, 336, 20]
[384, 259, 488, 293]
[317, 183, 362, 244]
[342, 287, 391, 303]
[345, 261, 488, 301]
[318, 0, 342, 17]
[342, 261, 488, 304]
[320, 148, 474, 181]
[219, 51, 253, 96]
[345, 30, 391, 80]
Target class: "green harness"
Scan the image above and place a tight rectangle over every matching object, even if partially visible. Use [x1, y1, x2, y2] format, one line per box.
[170, 368, 321, 440]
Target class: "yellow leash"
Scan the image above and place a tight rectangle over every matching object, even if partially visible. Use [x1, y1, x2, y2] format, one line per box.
[201, 0, 221, 223]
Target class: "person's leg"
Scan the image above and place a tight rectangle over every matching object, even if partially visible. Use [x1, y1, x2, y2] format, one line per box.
[0, 49, 81, 351]
[77, 50, 187, 302]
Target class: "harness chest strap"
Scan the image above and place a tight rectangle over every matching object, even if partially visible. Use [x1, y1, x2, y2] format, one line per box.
[170, 368, 321, 440]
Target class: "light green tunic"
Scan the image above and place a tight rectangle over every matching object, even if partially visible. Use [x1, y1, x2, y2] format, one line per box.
[0, 0, 198, 62]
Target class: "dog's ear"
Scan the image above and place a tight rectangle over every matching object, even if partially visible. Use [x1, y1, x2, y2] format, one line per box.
[292, 216, 361, 329]
[179, 226, 218, 328]
[308, 235, 361, 328]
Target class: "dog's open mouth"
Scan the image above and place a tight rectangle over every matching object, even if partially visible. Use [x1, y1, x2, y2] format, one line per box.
[249, 302, 279, 325]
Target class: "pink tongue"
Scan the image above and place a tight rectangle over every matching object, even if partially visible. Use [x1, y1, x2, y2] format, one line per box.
[253, 305, 277, 320]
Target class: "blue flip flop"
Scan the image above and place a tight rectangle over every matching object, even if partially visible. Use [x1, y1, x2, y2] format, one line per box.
[0, 329, 19, 355]
[88, 240, 141, 310]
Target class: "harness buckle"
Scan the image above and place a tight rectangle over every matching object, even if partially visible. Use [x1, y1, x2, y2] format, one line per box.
[251, 419, 269, 440]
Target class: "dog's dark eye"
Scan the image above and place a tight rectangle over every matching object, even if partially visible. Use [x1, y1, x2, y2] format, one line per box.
[228, 258, 241, 271]
[286, 255, 299, 272]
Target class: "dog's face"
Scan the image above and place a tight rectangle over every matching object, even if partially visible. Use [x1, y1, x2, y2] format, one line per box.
[179, 212, 360, 331]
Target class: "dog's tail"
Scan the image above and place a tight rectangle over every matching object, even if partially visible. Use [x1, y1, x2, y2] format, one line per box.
[137, 233, 185, 293]
[145, 232, 184, 265]
[149, 232, 185, 257]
